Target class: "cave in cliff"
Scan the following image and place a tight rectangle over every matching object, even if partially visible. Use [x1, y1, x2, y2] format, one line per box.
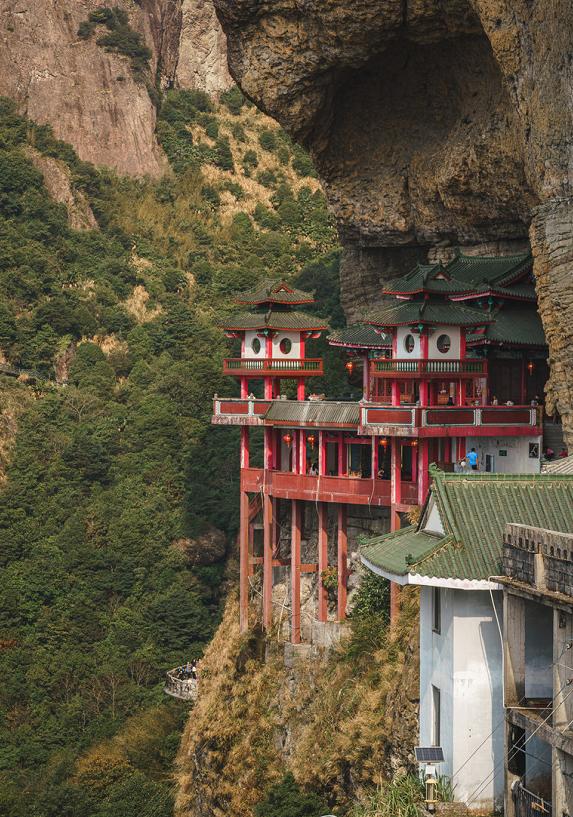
[213, 0, 573, 441]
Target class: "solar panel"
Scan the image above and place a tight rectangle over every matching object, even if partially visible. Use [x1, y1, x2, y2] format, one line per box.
[415, 747, 444, 763]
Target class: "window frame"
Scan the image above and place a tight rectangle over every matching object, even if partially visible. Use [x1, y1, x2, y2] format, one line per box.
[432, 586, 441, 634]
[432, 685, 441, 747]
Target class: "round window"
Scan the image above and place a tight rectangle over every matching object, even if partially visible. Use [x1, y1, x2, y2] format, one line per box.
[437, 334, 451, 354]
[279, 337, 292, 355]
[404, 334, 415, 354]
[251, 337, 261, 354]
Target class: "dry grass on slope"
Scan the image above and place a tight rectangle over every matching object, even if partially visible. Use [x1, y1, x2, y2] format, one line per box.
[0, 380, 34, 486]
[175, 589, 419, 817]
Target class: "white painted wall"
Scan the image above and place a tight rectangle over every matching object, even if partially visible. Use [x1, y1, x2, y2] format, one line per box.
[420, 588, 504, 812]
[396, 326, 421, 358]
[271, 331, 301, 359]
[464, 435, 542, 474]
[428, 326, 461, 359]
[243, 329, 265, 359]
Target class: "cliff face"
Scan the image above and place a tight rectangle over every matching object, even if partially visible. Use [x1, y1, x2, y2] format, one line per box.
[213, 0, 573, 442]
[0, 0, 231, 177]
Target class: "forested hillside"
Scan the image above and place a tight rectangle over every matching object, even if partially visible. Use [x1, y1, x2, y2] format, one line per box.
[0, 91, 340, 816]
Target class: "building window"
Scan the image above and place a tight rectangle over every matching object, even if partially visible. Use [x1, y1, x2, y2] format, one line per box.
[279, 337, 292, 355]
[252, 337, 261, 354]
[437, 334, 451, 354]
[432, 587, 441, 634]
[404, 334, 415, 354]
[432, 685, 441, 746]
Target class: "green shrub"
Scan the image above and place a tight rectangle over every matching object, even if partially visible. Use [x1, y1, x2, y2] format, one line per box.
[77, 6, 152, 83]
[258, 129, 277, 152]
[253, 203, 280, 230]
[201, 185, 221, 209]
[242, 149, 258, 170]
[221, 180, 244, 200]
[220, 85, 245, 116]
[350, 776, 425, 817]
[254, 773, 328, 817]
[277, 145, 290, 166]
[203, 117, 219, 140]
[214, 136, 234, 171]
[292, 145, 317, 178]
[256, 169, 277, 188]
[230, 122, 246, 142]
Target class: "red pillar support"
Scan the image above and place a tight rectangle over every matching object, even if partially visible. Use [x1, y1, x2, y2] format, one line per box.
[444, 437, 451, 465]
[318, 503, 328, 622]
[337, 505, 347, 621]
[372, 436, 379, 479]
[520, 357, 526, 404]
[297, 378, 306, 401]
[319, 431, 327, 476]
[362, 353, 370, 401]
[241, 377, 248, 398]
[391, 381, 400, 406]
[239, 491, 249, 632]
[240, 427, 250, 469]
[337, 433, 344, 476]
[457, 379, 464, 406]
[291, 500, 301, 643]
[390, 437, 401, 532]
[292, 430, 298, 474]
[299, 430, 307, 475]
[264, 428, 273, 471]
[412, 441, 418, 483]
[418, 439, 430, 506]
[263, 495, 273, 630]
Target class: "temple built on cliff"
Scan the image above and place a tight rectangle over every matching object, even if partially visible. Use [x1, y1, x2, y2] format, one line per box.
[212, 251, 573, 815]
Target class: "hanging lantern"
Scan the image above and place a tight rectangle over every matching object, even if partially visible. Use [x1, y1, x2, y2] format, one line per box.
[380, 437, 388, 448]
[527, 361, 535, 375]
[307, 434, 316, 450]
[282, 432, 293, 447]
[345, 360, 355, 375]
[411, 439, 418, 448]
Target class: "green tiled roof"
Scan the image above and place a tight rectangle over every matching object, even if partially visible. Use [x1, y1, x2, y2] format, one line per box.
[366, 300, 492, 328]
[382, 253, 532, 297]
[328, 324, 391, 349]
[362, 471, 573, 581]
[445, 252, 532, 286]
[264, 400, 359, 427]
[222, 309, 328, 331]
[467, 305, 546, 347]
[235, 279, 315, 306]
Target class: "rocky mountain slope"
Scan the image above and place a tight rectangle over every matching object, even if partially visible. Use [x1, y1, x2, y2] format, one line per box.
[213, 0, 573, 443]
[0, 0, 231, 176]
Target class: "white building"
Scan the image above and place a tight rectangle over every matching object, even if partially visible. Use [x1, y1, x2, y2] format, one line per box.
[361, 469, 573, 812]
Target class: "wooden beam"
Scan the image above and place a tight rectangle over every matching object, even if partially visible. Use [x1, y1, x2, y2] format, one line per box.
[337, 505, 347, 621]
[291, 499, 301, 644]
[318, 502, 328, 622]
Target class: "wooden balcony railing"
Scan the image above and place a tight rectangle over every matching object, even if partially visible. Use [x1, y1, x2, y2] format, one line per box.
[360, 403, 542, 435]
[223, 358, 323, 376]
[371, 358, 487, 378]
[240, 467, 418, 507]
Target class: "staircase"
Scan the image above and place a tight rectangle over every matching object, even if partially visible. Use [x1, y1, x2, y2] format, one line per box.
[543, 420, 565, 454]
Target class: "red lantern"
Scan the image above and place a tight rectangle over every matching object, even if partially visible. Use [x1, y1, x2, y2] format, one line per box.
[307, 434, 316, 450]
[411, 439, 418, 448]
[282, 432, 293, 447]
[527, 361, 535, 375]
[345, 360, 355, 375]
[380, 437, 388, 447]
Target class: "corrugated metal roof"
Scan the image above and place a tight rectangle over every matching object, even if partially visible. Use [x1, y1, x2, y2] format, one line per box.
[328, 324, 391, 349]
[222, 309, 328, 331]
[543, 454, 573, 475]
[362, 471, 573, 581]
[264, 400, 360, 427]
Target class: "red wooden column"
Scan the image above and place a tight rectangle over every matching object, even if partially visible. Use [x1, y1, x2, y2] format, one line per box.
[239, 491, 250, 632]
[299, 431, 307, 474]
[319, 431, 327, 476]
[337, 433, 344, 476]
[240, 427, 250, 469]
[297, 378, 306, 401]
[371, 437, 379, 479]
[444, 437, 451, 465]
[264, 428, 273, 471]
[390, 437, 401, 522]
[419, 330, 429, 405]
[391, 381, 400, 406]
[264, 334, 273, 399]
[362, 353, 370, 401]
[291, 499, 301, 643]
[411, 440, 418, 483]
[241, 377, 248, 398]
[337, 505, 348, 621]
[318, 503, 328, 622]
[418, 439, 430, 506]
[262, 495, 273, 630]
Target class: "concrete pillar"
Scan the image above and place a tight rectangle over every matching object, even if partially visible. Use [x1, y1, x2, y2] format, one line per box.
[262, 495, 273, 630]
[553, 608, 573, 730]
[503, 592, 526, 706]
[318, 503, 328, 622]
[337, 505, 347, 621]
[239, 491, 250, 632]
[504, 721, 520, 817]
[291, 500, 301, 644]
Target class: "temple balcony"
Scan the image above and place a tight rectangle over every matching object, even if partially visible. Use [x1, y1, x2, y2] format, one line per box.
[164, 669, 198, 702]
[212, 398, 542, 438]
[240, 466, 418, 509]
[359, 403, 542, 437]
[370, 358, 488, 378]
[223, 357, 324, 377]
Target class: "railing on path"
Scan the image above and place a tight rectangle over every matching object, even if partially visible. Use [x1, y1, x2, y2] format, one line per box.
[164, 668, 198, 701]
[513, 782, 552, 817]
